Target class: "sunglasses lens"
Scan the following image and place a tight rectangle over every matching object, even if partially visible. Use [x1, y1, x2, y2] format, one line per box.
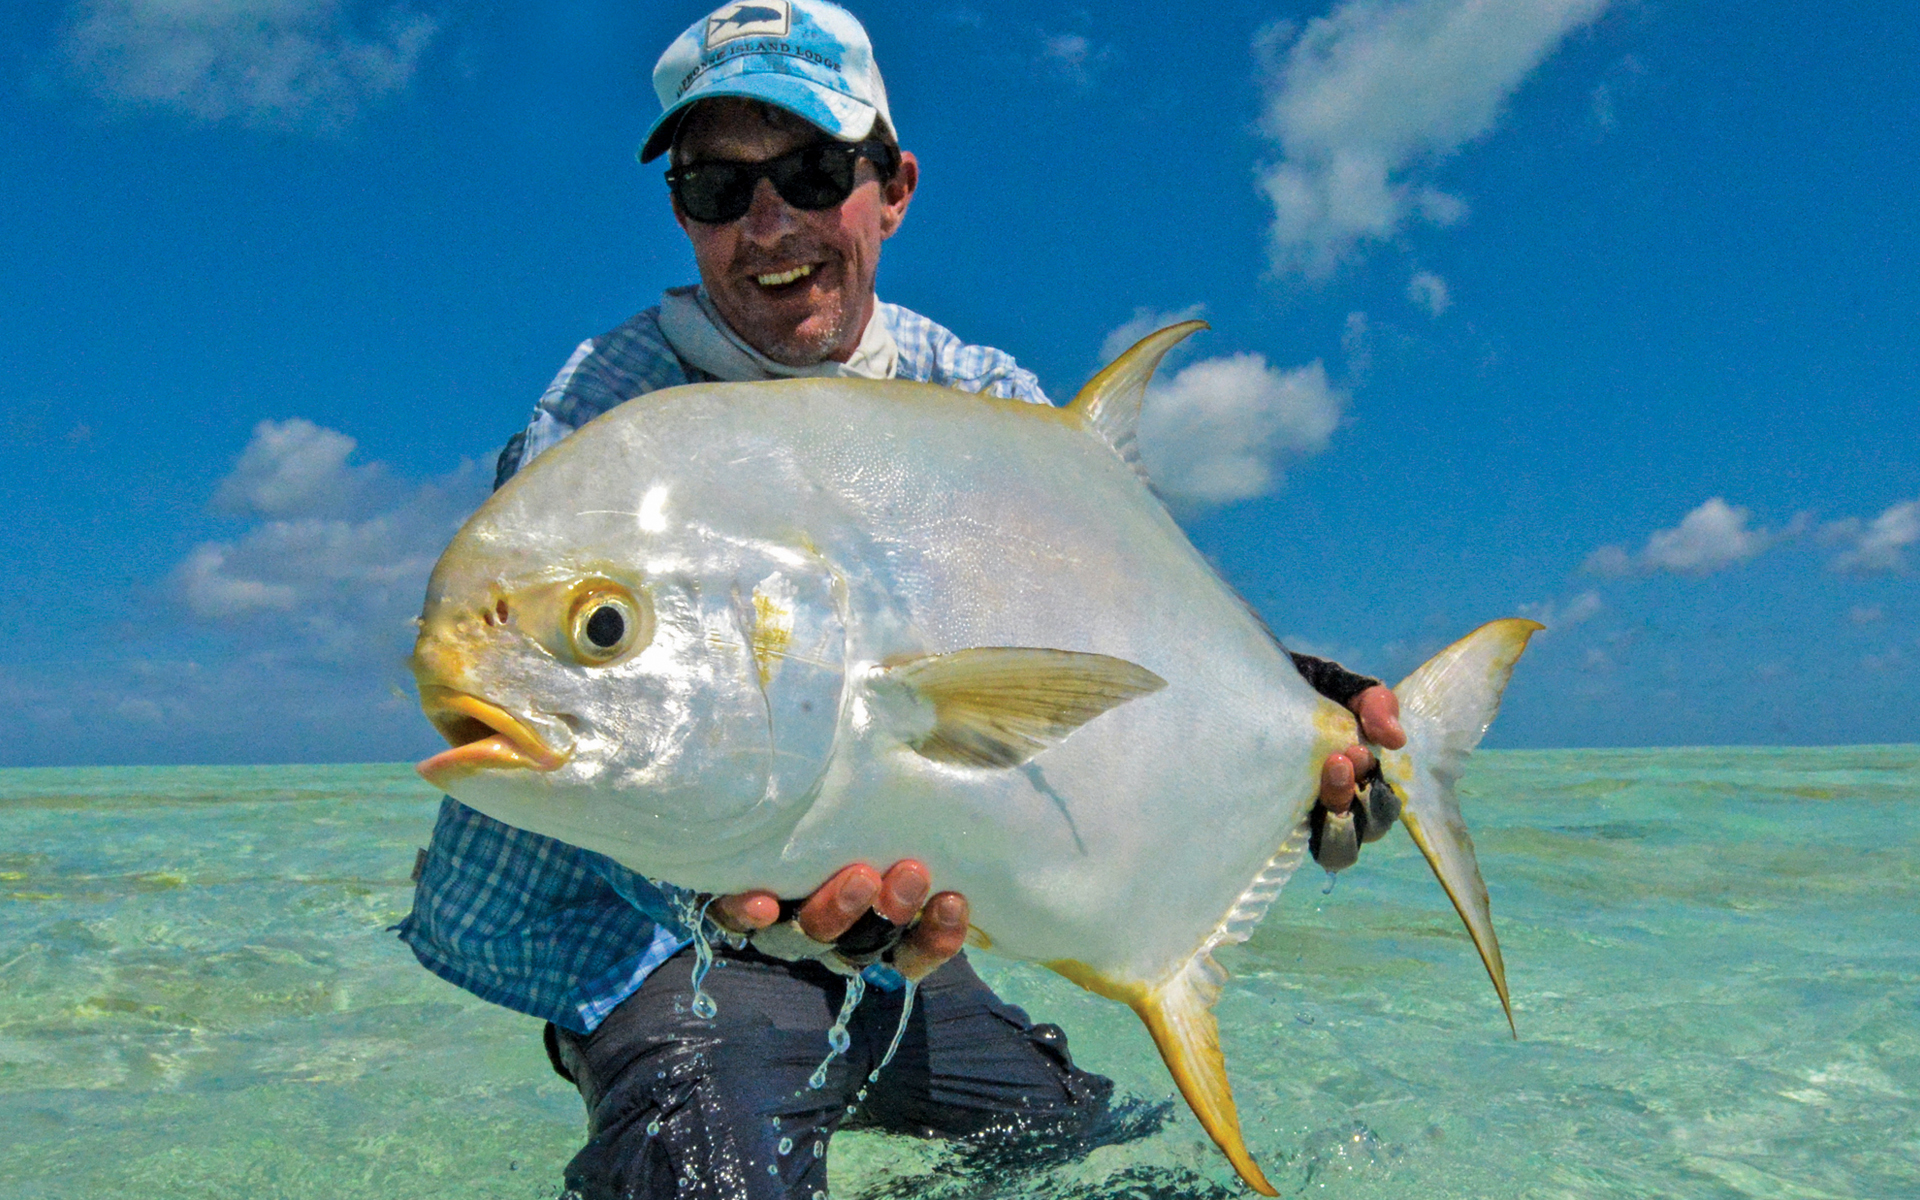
[669, 144, 871, 223]
[769, 145, 858, 210]
[672, 163, 755, 224]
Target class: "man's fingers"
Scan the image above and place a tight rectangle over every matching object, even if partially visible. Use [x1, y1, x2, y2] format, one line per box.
[1345, 743, 1377, 780]
[1319, 753, 1356, 813]
[891, 891, 969, 982]
[795, 863, 881, 942]
[711, 890, 780, 934]
[1353, 686, 1407, 750]
[876, 860, 931, 925]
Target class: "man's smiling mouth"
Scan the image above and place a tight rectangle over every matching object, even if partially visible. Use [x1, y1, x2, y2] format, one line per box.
[754, 263, 814, 287]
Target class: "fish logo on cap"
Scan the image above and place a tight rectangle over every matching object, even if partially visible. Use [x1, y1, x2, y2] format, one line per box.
[706, 1, 790, 47]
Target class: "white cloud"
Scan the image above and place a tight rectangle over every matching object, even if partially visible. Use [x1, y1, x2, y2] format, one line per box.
[1039, 31, 1115, 88]
[1590, 53, 1645, 133]
[213, 417, 393, 518]
[1640, 498, 1771, 574]
[1137, 353, 1345, 507]
[180, 543, 299, 616]
[1825, 499, 1919, 575]
[179, 419, 485, 660]
[1519, 590, 1602, 630]
[1583, 497, 1790, 577]
[1340, 310, 1371, 378]
[1255, 0, 1608, 277]
[1848, 605, 1885, 626]
[62, 0, 438, 130]
[1406, 269, 1452, 316]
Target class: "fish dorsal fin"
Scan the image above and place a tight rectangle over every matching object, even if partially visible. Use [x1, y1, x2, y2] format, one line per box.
[872, 647, 1164, 769]
[1067, 320, 1208, 479]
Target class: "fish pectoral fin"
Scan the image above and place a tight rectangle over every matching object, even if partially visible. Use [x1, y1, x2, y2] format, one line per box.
[1066, 320, 1208, 481]
[1047, 957, 1277, 1197]
[1385, 617, 1543, 1037]
[874, 647, 1165, 769]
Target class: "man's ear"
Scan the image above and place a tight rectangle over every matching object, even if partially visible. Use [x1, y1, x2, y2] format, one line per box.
[879, 150, 918, 239]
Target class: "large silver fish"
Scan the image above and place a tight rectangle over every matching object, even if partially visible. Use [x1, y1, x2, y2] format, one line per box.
[412, 323, 1538, 1194]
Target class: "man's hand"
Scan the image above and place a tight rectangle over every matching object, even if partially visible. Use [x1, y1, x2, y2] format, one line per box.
[710, 860, 970, 982]
[1317, 685, 1406, 814]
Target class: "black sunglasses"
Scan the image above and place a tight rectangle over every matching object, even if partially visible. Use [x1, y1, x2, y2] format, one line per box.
[666, 140, 898, 225]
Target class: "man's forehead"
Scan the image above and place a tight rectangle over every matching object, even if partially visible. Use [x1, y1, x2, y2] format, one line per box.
[676, 98, 826, 157]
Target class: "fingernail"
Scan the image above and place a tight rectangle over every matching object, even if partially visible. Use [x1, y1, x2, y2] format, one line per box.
[892, 876, 929, 912]
[839, 873, 878, 914]
[928, 893, 965, 926]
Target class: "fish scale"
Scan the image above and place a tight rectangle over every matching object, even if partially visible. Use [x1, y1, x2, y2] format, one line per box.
[411, 322, 1540, 1194]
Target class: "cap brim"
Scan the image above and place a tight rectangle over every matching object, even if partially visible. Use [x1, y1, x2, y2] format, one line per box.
[638, 74, 879, 163]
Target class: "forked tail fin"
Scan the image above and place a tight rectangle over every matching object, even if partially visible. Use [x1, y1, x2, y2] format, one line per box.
[1046, 619, 1538, 1195]
[1380, 617, 1543, 1034]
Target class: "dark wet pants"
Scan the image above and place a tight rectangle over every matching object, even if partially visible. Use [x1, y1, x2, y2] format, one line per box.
[546, 946, 1124, 1200]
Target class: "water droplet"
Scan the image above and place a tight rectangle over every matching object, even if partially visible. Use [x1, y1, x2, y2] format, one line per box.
[813, 1141, 824, 1159]
[855, 1089, 867, 1101]
[770, 1116, 781, 1129]
[806, 975, 866, 1088]
[778, 1137, 793, 1156]
[656, 1070, 666, 1079]
[768, 1163, 780, 1176]
[813, 1191, 827, 1200]
[646, 1119, 662, 1136]
[1321, 870, 1338, 896]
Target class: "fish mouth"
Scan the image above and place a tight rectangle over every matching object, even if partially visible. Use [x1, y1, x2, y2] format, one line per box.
[417, 686, 572, 784]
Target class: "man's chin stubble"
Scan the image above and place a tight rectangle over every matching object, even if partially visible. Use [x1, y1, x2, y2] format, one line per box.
[751, 306, 855, 367]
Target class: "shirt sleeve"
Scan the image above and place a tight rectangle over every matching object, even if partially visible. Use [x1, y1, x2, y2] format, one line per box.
[880, 302, 1052, 406]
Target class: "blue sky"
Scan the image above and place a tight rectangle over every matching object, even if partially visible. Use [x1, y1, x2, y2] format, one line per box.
[3, 0, 1914, 767]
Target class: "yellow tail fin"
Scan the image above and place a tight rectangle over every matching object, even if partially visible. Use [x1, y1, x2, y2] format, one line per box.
[1048, 956, 1279, 1195]
[1381, 617, 1543, 1034]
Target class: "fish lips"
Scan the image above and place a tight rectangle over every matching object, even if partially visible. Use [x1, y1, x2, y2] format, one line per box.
[417, 686, 573, 785]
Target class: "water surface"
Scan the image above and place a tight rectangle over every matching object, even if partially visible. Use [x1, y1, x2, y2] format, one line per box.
[2, 748, 1915, 1197]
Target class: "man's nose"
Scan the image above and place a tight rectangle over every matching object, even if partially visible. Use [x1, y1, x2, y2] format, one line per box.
[738, 176, 799, 242]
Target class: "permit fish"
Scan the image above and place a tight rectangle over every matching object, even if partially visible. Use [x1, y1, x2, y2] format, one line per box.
[411, 322, 1538, 1194]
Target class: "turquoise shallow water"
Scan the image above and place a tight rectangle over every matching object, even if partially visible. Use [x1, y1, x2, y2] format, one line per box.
[1, 748, 1915, 1198]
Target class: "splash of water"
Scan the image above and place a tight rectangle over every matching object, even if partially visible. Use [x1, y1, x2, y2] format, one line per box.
[807, 974, 866, 1089]
[870, 978, 918, 1080]
[671, 892, 722, 1019]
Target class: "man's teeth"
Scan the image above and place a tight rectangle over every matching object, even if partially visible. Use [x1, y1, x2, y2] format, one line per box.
[755, 264, 814, 287]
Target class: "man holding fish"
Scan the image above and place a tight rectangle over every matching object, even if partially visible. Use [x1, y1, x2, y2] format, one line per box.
[400, 2, 1406, 1195]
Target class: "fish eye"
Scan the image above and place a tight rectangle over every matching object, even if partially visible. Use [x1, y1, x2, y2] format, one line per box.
[565, 581, 650, 665]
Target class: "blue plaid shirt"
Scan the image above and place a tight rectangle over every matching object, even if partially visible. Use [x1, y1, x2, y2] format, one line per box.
[397, 299, 1051, 1034]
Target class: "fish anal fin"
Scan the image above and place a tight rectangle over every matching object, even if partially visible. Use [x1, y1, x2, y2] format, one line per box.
[1066, 321, 1208, 480]
[1386, 617, 1543, 1037]
[1046, 957, 1278, 1197]
[875, 647, 1165, 769]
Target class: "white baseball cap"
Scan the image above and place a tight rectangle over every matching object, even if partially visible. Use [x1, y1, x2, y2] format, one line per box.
[639, 0, 896, 163]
